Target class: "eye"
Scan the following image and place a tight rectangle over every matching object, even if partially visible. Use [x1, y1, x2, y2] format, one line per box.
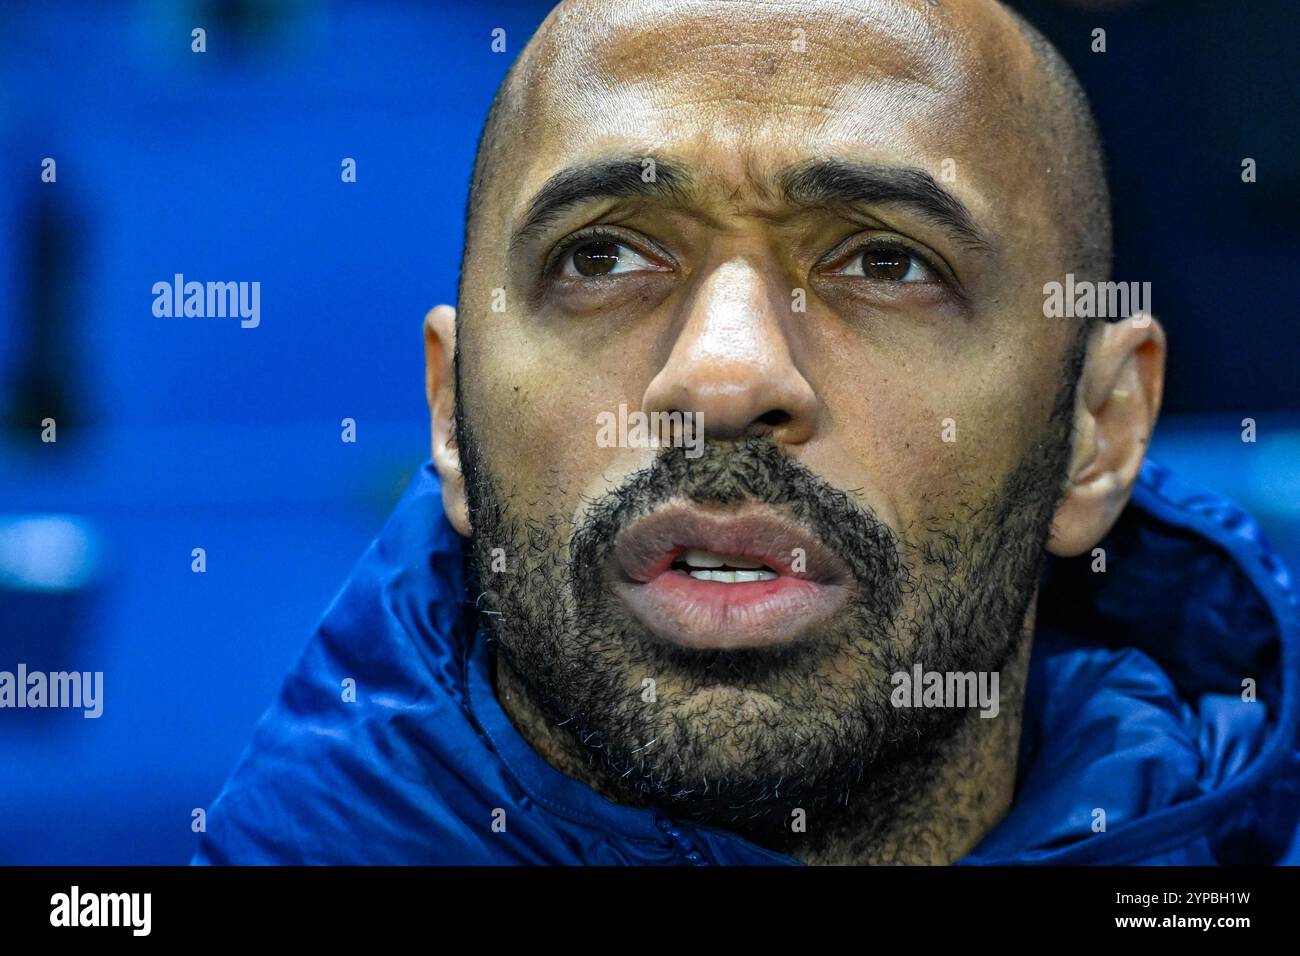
[832, 245, 936, 282]
[558, 237, 657, 278]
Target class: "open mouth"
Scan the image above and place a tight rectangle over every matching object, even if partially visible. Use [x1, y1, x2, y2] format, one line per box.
[609, 501, 852, 650]
[671, 549, 780, 583]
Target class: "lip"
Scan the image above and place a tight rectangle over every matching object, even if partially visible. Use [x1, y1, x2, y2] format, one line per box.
[610, 500, 852, 650]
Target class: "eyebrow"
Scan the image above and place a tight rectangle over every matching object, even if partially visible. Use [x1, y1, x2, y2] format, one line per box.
[508, 158, 692, 253]
[507, 153, 991, 253]
[779, 158, 992, 252]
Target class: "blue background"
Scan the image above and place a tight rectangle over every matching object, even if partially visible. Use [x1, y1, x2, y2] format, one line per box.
[1, 0, 1296, 864]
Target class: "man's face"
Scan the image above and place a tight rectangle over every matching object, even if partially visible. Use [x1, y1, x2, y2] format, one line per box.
[454, 0, 1082, 831]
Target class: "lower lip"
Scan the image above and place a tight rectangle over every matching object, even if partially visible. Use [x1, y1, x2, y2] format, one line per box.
[612, 569, 848, 650]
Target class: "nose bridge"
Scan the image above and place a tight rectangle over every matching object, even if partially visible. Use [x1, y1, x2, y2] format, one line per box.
[680, 257, 780, 368]
[641, 256, 817, 442]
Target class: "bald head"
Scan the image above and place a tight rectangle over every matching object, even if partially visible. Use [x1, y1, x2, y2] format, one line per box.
[1000, 3, 1112, 285]
[460, 0, 1111, 306]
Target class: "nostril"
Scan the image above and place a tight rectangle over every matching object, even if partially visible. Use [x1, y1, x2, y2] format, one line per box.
[756, 409, 791, 428]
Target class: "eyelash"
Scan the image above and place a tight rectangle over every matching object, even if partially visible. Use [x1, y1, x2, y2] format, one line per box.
[546, 228, 949, 287]
[821, 237, 946, 284]
[546, 226, 664, 278]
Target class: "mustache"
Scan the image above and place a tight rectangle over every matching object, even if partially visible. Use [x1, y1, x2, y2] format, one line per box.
[568, 436, 907, 594]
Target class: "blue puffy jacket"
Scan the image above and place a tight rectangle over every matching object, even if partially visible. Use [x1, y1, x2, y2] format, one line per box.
[193, 459, 1300, 865]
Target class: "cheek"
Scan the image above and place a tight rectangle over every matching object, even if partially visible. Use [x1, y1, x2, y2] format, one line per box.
[811, 340, 1056, 534]
[463, 324, 668, 521]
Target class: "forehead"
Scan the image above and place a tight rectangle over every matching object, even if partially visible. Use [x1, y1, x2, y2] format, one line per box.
[504, 0, 1037, 209]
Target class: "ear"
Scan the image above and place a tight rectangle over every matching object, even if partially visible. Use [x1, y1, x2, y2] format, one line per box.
[1048, 315, 1166, 557]
[424, 304, 470, 537]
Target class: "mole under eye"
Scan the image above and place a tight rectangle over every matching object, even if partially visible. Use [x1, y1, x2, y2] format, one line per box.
[560, 239, 655, 278]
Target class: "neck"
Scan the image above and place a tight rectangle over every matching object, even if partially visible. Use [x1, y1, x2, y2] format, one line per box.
[493, 615, 1035, 865]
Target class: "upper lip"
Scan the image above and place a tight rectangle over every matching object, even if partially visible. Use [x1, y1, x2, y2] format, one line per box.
[611, 500, 851, 585]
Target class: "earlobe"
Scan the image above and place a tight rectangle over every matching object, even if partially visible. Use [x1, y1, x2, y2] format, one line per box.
[423, 304, 471, 537]
[1048, 317, 1166, 558]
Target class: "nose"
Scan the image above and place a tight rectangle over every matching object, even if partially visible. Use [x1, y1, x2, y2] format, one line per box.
[641, 258, 818, 445]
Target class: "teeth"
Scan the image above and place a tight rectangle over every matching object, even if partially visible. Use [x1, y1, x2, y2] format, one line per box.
[687, 569, 778, 583]
[679, 549, 767, 570]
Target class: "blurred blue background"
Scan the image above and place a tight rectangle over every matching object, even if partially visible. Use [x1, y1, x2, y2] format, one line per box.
[0, 0, 1296, 864]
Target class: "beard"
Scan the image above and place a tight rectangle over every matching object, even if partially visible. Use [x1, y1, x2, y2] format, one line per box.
[455, 367, 1078, 841]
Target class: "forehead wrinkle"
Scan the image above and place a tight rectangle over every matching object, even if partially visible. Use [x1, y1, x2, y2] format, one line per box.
[516, 0, 1039, 133]
[509, 52, 960, 215]
[516, 0, 980, 127]
[505, 2, 1007, 205]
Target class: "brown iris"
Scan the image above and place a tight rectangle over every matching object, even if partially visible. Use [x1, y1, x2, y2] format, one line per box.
[572, 240, 622, 277]
[861, 249, 912, 281]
